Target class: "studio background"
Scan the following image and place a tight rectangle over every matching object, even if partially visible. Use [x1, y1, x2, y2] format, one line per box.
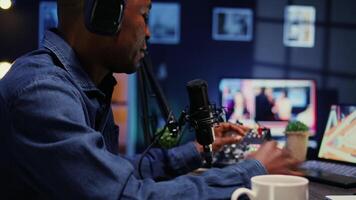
[1, 0, 356, 154]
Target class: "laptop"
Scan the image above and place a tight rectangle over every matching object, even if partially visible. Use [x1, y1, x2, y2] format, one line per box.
[301, 104, 356, 188]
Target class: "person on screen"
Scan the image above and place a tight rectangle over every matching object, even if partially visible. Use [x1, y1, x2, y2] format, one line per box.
[273, 89, 292, 121]
[229, 92, 250, 122]
[255, 87, 275, 121]
[0, 0, 301, 199]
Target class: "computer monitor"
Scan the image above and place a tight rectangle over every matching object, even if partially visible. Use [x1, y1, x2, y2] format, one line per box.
[318, 104, 356, 164]
[219, 78, 317, 136]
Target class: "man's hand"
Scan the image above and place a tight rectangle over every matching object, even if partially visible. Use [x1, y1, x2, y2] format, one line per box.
[195, 122, 249, 153]
[248, 141, 303, 176]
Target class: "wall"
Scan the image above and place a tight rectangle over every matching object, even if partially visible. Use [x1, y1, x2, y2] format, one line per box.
[148, 0, 356, 135]
[0, 1, 39, 61]
[149, 0, 256, 116]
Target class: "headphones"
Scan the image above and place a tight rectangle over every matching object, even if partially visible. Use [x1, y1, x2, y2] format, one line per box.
[84, 0, 126, 36]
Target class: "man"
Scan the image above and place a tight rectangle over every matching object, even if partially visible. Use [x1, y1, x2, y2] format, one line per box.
[0, 0, 301, 199]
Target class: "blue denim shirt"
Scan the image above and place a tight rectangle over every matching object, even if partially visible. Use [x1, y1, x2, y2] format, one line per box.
[0, 30, 266, 199]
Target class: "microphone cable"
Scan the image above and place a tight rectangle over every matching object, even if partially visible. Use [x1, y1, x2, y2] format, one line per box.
[137, 111, 173, 179]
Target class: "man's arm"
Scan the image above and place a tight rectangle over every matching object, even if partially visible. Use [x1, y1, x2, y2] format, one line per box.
[9, 76, 267, 199]
[124, 120, 248, 179]
[125, 142, 202, 179]
[121, 159, 266, 199]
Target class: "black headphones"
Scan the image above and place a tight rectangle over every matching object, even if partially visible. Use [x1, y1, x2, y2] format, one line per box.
[84, 0, 126, 35]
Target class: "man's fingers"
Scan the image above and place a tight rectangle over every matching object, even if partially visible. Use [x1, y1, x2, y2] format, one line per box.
[281, 147, 292, 158]
[215, 122, 248, 136]
[219, 135, 243, 145]
[239, 125, 250, 132]
[286, 169, 305, 177]
[260, 140, 278, 151]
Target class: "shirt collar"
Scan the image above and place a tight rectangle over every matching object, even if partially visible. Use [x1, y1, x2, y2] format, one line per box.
[41, 29, 117, 98]
[42, 29, 97, 91]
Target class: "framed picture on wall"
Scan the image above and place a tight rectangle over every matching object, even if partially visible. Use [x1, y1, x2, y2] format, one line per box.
[148, 3, 181, 44]
[283, 5, 316, 48]
[39, 1, 58, 46]
[212, 7, 253, 41]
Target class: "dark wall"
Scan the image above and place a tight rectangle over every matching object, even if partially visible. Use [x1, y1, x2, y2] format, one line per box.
[148, 0, 356, 121]
[150, 0, 256, 115]
[0, 1, 40, 61]
[1, 0, 356, 138]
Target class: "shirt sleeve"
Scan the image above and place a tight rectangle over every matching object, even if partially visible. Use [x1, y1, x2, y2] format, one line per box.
[10, 76, 267, 200]
[126, 142, 203, 179]
[122, 159, 266, 200]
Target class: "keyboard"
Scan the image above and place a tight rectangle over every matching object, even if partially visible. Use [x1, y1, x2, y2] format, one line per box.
[301, 160, 356, 178]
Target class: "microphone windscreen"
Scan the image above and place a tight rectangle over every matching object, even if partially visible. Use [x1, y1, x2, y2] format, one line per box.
[186, 79, 214, 146]
[186, 79, 210, 111]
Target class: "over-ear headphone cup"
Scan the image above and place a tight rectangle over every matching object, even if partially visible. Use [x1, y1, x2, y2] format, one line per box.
[84, 0, 125, 35]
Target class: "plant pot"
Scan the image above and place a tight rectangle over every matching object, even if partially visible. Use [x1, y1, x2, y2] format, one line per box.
[285, 131, 309, 162]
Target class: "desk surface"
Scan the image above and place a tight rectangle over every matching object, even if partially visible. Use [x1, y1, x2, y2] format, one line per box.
[309, 181, 356, 200]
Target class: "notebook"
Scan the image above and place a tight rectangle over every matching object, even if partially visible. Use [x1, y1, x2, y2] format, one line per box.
[301, 104, 356, 188]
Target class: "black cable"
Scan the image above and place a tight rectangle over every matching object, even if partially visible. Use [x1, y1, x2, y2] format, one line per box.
[138, 64, 152, 145]
[176, 124, 187, 145]
[142, 51, 172, 121]
[138, 123, 168, 179]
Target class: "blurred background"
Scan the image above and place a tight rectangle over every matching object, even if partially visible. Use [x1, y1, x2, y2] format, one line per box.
[1, 0, 356, 155]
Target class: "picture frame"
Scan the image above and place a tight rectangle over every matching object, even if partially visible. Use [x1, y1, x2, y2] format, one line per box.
[212, 7, 253, 41]
[148, 2, 181, 44]
[283, 5, 316, 48]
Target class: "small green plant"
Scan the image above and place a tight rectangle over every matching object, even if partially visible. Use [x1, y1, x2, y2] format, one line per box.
[285, 121, 309, 133]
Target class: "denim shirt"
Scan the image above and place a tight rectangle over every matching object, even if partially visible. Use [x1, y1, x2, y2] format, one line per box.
[0, 30, 266, 199]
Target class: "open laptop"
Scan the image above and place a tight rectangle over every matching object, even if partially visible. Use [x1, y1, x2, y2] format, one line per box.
[301, 104, 356, 188]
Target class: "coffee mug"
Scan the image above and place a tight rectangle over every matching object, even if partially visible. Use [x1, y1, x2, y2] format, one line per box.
[231, 175, 309, 200]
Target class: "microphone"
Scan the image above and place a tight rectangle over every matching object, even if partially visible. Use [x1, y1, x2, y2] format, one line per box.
[186, 79, 216, 167]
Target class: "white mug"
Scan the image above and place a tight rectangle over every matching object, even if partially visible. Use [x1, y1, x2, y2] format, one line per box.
[231, 175, 309, 200]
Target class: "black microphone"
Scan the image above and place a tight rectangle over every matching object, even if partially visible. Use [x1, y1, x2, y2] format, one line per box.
[186, 79, 215, 167]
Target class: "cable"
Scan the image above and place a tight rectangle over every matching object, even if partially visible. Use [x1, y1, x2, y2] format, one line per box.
[137, 124, 167, 179]
[137, 62, 152, 145]
[137, 112, 173, 179]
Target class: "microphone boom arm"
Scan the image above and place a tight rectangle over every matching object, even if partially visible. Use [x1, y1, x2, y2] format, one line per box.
[139, 52, 182, 143]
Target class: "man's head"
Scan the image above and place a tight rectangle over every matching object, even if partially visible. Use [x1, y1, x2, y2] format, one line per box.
[107, 0, 151, 73]
[57, 0, 151, 75]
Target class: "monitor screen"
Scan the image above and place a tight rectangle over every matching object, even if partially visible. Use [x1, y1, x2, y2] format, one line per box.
[219, 78, 317, 136]
[318, 105, 356, 164]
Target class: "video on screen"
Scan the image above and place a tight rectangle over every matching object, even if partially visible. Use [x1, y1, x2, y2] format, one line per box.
[219, 78, 317, 136]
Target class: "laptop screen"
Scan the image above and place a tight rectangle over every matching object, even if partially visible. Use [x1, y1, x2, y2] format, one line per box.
[318, 105, 356, 164]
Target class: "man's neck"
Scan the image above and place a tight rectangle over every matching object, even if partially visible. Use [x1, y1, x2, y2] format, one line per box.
[61, 29, 110, 86]
[83, 62, 110, 86]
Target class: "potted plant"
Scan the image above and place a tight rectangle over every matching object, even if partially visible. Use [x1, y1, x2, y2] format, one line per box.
[284, 121, 310, 161]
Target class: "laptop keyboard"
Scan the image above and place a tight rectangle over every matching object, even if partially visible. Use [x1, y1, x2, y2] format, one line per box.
[302, 160, 356, 178]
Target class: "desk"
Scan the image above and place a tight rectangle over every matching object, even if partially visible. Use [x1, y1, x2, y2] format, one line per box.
[192, 169, 356, 199]
[309, 181, 356, 200]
